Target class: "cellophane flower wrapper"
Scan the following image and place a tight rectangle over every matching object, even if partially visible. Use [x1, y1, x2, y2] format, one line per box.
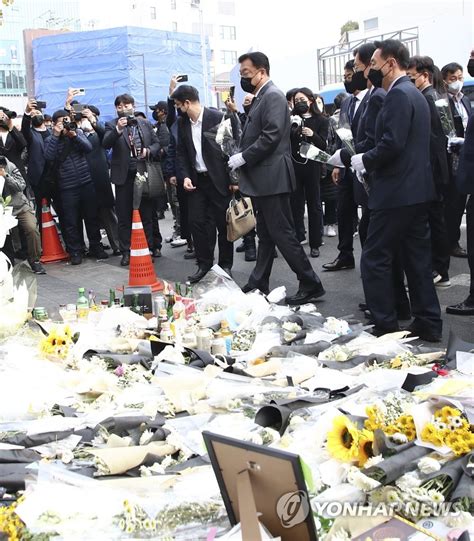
[204, 115, 242, 182]
[336, 125, 356, 156]
[434, 96, 456, 139]
[299, 141, 333, 164]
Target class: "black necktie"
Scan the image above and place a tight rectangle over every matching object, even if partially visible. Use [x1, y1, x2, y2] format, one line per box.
[348, 96, 357, 124]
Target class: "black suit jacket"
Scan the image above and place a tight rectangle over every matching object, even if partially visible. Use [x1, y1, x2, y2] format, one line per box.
[339, 89, 371, 138]
[102, 117, 160, 185]
[176, 107, 231, 197]
[0, 128, 27, 179]
[456, 113, 474, 195]
[239, 81, 295, 196]
[362, 76, 435, 210]
[422, 86, 450, 192]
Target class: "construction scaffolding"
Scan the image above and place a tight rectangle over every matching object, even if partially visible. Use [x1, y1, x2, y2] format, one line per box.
[317, 27, 420, 88]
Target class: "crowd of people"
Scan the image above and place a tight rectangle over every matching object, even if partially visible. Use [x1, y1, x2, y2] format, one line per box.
[0, 41, 473, 341]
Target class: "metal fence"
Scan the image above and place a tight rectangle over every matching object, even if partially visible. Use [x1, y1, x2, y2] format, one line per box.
[317, 27, 420, 88]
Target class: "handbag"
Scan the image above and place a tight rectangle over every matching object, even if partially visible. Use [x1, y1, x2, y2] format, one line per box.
[226, 193, 256, 242]
[137, 159, 166, 199]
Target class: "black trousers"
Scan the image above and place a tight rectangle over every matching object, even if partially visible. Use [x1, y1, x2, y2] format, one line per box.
[290, 161, 323, 249]
[98, 207, 120, 253]
[248, 193, 322, 293]
[467, 195, 474, 301]
[151, 199, 163, 249]
[444, 180, 467, 249]
[323, 200, 337, 225]
[361, 203, 442, 334]
[187, 173, 233, 270]
[60, 182, 101, 257]
[115, 169, 154, 253]
[429, 200, 450, 280]
[336, 172, 358, 262]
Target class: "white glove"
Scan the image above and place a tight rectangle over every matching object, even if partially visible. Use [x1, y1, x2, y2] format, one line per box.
[447, 136, 465, 152]
[228, 152, 246, 171]
[351, 153, 366, 174]
[327, 149, 345, 167]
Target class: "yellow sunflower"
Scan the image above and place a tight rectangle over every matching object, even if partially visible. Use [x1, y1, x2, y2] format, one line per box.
[358, 429, 375, 467]
[436, 406, 462, 422]
[327, 416, 360, 462]
[404, 428, 417, 441]
[421, 424, 444, 447]
[445, 432, 470, 456]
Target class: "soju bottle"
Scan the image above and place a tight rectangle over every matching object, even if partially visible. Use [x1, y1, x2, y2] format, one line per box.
[77, 287, 89, 320]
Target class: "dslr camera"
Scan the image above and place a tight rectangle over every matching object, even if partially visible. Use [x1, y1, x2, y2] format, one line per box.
[0, 107, 17, 120]
[126, 114, 138, 127]
[62, 119, 78, 131]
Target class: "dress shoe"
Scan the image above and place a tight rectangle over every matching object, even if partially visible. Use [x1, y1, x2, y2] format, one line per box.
[236, 240, 246, 253]
[29, 260, 46, 274]
[184, 250, 196, 260]
[403, 323, 442, 343]
[241, 283, 269, 295]
[450, 245, 468, 258]
[188, 267, 210, 284]
[90, 247, 109, 260]
[446, 300, 474, 316]
[112, 249, 121, 256]
[286, 284, 325, 305]
[120, 253, 130, 266]
[70, 253, 82, 266]
[152, 248, 162, 258]
[365, 308, 411, 321]
[221, 267, 233, 278]
[322, 257, 355, 271]
[370, 325, 400, 337]
[310, 248, 320, 258]
[358, 302, 368, 311]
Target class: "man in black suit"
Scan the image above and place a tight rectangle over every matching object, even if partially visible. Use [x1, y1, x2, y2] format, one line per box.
[172, 84, 233, 284]
[323, 59, 369, 271]
[408, 56, 451, 288]
[351, 39, 442, 341]
[103, 94, 161, 266]
[228, 51, 324, 303]
[441, 62, 472, 258]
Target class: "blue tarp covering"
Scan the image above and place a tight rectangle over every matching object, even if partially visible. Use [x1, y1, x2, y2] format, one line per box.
[33, 26, 210, 120]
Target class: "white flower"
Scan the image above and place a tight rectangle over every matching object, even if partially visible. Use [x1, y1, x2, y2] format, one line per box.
[290, 415, 305, 426]
[385, 488, 402, 504]
[363, 454, 384, 469]
[410, 487, 431, 503]
[327, 528, 351, 541]
[323, 317, 350, 336]
[347, 466, 381, 492]
[428, 489, 444, 504]
[395, 472, 421, 492]
[249, 433, 263, 445]
[444, 511, 472, 528]
[417, 457, 441, 475]
[139, 429, 153, 446]
[391, 432, 408, 444]
[60, 449, 75, 464]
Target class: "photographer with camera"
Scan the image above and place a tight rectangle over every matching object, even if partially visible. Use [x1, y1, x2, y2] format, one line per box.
[0, 155, 45, 274]
[103, 94, 161, 266]
[0, 107, 27, 180]
[289, 87, 329, 258]
[44, 110, 106, 265]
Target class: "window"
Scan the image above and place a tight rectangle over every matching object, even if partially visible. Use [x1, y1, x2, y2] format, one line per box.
[150, 6, 157, 19]
[364, 17, 378, 31]
[192, 23, 214, 36]
[171, 0, 176, 9]
[220, 50, 237, 65]
[219, 25, 236, 40]
[172, 21, 178, 32]
[218, 1, 235, 15]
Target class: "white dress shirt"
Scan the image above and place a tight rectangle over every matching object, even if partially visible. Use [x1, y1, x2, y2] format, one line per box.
[0, 131, 7, 146]
[190, 106, 207, 172]
[387, 75, 405, 92]
[254, 79, 271, 98]
[353, 88, 368, 114]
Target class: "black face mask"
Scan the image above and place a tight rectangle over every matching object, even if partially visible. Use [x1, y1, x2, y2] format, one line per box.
[344, 78, 357, 94]
[367, 68, 384, 88]
[352, 70, 368, 91]
[410, 78, 417, 85]
[293, 102, 309, 116]
[152, 110, 160, 122]
[0, 121, 8, 130]
[240, 76, 257, 93]
[31, 115, 44, 127]
[468, 58, 474, 78]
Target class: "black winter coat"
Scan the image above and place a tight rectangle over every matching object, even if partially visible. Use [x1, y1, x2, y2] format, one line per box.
[84, 123, 115, 208]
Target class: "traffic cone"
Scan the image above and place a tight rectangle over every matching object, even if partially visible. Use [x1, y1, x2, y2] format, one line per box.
[40, 199, 69, 263]
[128, 209, 163, 291]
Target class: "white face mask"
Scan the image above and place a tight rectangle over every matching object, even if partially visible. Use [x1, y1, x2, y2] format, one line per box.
[448, 80, 463, 95]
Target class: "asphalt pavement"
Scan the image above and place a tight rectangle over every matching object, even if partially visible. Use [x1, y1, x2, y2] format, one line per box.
[35, 210, 473, 347]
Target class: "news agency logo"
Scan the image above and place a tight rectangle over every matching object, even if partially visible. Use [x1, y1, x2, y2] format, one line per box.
[276, 491, 310, 528]
[275, 493, 464, 528]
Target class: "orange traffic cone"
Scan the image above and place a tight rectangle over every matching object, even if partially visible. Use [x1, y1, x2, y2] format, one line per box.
[128, 209, 163, 291]
[40, 199, 69, 263]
